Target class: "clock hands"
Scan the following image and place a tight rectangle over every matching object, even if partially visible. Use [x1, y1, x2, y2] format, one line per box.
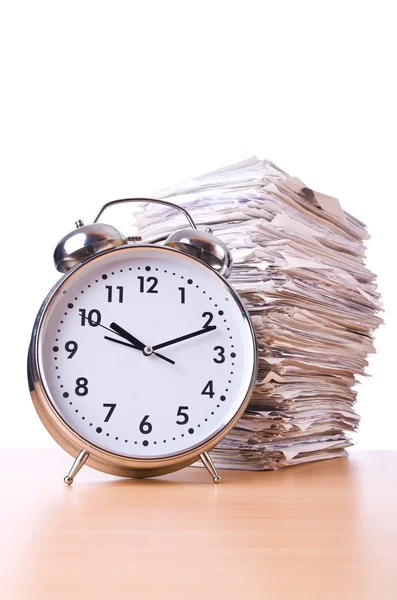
[109, 322, 146, 351]
[107, 322, 175, 365]
[104, 335, 175, 365]
[99, 320, 216, 363]
[78, 313, 174, 365]
[152, 325, 217, 351]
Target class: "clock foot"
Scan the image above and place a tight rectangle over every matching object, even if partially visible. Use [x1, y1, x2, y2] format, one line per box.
[63, 450, 89, 485]
[200, 452, 221, 483]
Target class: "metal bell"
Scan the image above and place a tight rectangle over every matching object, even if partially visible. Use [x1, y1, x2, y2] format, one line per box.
[164, 228, 233, 278]
[54, 221, 127, 273]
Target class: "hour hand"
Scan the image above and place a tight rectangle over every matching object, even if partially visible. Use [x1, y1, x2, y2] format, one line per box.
[109, 322, 145, 350]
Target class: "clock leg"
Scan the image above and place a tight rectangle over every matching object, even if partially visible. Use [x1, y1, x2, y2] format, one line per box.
[200, 452, 221, 483]
[64, 450, 90, 485]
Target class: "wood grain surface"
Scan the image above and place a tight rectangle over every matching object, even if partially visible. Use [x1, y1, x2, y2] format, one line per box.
[1, 450, 396, 600]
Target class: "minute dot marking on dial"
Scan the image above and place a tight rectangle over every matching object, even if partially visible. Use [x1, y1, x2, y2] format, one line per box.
[53, 262, 236, 447]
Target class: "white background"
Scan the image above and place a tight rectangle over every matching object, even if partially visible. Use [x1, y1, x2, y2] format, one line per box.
[0, 1, 395, 450]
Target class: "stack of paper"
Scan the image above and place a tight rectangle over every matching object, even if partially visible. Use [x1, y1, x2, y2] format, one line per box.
[133, 157, 382, 469]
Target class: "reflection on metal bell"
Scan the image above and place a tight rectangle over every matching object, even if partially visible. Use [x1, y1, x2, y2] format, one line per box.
[54, 222, 127, 273]
[164, 228, 233, 278]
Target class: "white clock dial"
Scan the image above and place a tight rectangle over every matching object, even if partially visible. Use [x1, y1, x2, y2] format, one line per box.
[38, 246, 256, 458]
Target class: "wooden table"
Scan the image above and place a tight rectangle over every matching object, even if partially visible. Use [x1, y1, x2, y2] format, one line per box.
[1, 450, 396, 599]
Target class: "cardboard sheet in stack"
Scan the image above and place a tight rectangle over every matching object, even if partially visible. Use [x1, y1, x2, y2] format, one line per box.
[132, 157, 382, 470]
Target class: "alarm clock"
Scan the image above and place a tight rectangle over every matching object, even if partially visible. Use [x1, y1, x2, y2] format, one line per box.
[28, 198, 257, 484]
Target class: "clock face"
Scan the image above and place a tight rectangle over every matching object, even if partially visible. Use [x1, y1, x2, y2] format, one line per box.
[37, 246, 256, 459]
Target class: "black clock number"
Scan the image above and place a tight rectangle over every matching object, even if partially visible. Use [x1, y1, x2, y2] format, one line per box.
[103, 403, 116, 422]
[201, 380, 215, 398]
[138, 276, 158, 294]
[65, 340, 78, 359]
[176, 406, 189, 425]
[106, 285, 124, 303]
[202, 312, 213, 328]
[213, 346, 225, 364]
[179, 287, 186, 304]
[79, 308, 101, 327]
[139, 415, 153, 434]
[75, 377, 88, 396]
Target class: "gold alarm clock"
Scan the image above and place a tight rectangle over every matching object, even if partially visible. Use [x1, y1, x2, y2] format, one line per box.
[28, 199, 257, 484]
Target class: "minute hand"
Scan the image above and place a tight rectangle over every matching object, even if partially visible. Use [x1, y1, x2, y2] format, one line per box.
[152, 326, 216, 351]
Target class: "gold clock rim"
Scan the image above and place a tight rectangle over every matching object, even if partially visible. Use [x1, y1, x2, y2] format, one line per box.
[28, 244, 258, 478]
